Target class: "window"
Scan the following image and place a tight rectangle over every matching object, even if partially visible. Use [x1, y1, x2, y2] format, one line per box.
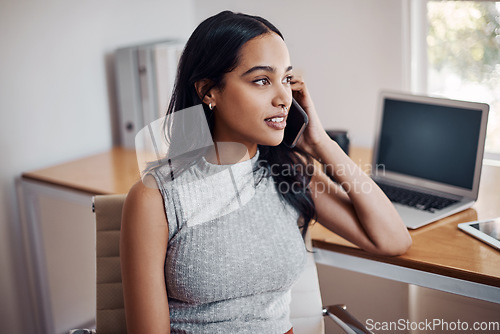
[426, 1, 500, 157]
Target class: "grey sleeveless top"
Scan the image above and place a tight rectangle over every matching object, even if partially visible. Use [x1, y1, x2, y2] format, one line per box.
[152, 149, 307, 333]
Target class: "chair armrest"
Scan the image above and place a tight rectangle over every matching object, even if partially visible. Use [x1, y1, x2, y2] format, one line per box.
[323, 304, 373, 334]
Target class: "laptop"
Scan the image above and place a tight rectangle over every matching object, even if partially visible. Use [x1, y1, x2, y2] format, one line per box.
[371, 91, 489, 229]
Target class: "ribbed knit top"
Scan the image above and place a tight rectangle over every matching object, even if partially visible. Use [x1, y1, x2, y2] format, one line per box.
[152, 148, 307, 333]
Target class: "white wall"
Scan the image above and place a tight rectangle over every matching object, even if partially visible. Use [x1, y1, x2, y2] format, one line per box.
[0, 1, 195, 332]
[194, 0, 406, 148]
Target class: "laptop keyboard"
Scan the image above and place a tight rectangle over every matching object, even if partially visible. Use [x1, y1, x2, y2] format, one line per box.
[376, 182, 458, 213]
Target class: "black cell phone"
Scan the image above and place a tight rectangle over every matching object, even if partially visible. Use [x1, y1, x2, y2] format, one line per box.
[283, 98, 309, 148]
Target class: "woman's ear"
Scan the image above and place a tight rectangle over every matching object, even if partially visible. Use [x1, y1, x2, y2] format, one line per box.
[194, 79, 216, 105]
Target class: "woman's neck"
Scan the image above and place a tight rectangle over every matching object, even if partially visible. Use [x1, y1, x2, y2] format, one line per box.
[204, 142, 257, 165]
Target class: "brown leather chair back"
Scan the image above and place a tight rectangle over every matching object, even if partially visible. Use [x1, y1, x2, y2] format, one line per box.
[94, 194, 127, 334]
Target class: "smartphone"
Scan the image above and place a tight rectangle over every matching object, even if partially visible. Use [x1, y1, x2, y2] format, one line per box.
[283, 98, 309, 148]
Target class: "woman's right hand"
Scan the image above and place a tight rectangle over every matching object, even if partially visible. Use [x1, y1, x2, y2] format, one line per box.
[289, 75, 330, 159]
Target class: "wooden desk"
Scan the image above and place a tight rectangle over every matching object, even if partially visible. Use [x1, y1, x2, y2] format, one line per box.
[19, 146, 500, 333]
[22, 147, 140, 195]
[311, 147, 500, 304]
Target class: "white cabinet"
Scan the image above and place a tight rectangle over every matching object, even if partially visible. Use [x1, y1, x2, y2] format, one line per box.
[17, 179, 96, 334]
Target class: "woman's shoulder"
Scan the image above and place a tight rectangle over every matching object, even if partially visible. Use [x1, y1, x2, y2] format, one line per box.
[126, 175, 163, 202]
[122, 176, 169, 228]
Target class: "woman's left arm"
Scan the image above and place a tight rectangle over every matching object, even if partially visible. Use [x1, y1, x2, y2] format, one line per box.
[291, 77, 412, 256]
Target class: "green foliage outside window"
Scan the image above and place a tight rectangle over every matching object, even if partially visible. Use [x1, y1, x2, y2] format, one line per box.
[428, 1, 500, 154]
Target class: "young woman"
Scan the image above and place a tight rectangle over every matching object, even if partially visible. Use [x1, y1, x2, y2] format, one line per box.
[120, 10, 412, 334]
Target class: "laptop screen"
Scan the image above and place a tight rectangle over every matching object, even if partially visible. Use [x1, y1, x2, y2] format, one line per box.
[376, 98, 483, 190]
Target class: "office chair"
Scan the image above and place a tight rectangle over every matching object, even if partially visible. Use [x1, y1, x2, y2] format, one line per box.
[74, 194, 371, 334]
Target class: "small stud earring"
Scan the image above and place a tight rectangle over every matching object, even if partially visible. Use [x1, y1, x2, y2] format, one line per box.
[209, 103, 214, 110]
